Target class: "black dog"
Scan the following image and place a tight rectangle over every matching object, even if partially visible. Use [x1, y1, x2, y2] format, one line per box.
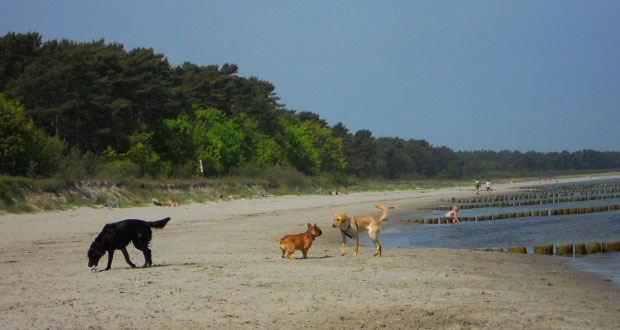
[87, 217, 171, 271]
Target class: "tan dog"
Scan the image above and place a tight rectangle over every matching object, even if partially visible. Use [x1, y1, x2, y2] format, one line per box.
[279, 223, 322, 260]
[332, 204, 387, 257]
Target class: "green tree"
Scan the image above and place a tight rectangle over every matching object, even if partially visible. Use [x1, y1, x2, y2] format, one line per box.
[194, 108, 246, 175]
[117, 47, 180, 137]
[5, 38, 179, 154]
[278, 118, 321, 175]
[377, 137, 417, 179]
[0, 32, 42, 91]
[347, 130, 378, 178]
[307, 122, 346, 173]
[99, 132, 165, 178]
[125, 132, 165, 177]
[241, 117, 283, 167]
[0, 94, 64, 176]
[6, 39, 128, 152]
[173, 63, 281, 132]
[158, 113, 198, 164]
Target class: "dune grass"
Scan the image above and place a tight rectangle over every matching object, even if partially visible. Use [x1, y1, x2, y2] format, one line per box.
[1, 168, 615, 214]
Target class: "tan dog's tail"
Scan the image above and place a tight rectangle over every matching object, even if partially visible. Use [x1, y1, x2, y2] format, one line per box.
[375, 204, 388, 222]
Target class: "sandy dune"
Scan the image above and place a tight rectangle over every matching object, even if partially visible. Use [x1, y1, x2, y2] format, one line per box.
[1, 176, 619, 329]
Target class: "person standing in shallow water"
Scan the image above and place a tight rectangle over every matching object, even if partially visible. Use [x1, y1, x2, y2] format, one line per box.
[445, 206, 459, 224]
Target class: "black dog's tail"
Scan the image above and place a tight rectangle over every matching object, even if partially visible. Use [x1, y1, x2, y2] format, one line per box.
[149, 217, 171, 229]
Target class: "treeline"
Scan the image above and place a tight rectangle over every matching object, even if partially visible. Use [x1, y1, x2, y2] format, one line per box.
[1, 32, 619, 182]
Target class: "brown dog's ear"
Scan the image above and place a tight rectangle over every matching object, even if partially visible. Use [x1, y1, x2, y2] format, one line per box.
[307, 223, 312, 228]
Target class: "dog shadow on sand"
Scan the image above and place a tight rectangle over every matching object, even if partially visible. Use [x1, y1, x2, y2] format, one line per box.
[92, 262, 203, 272]
[284, 255, 333, 260]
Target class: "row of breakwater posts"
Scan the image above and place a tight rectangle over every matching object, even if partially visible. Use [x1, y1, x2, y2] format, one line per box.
[438, 181, 620, 207]
[397, 204, 620, 224]
[436, 193, 620, 210]
[531, 181, 620, 194]
[474, 241, 620, 256]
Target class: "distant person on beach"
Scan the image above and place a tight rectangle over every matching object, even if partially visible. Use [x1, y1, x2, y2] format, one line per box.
[485, 180, 491, 192]
[445, 206, 459, 224]
[475, 179, 480, 193]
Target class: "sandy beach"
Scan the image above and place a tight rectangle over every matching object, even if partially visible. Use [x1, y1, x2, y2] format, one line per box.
[1, 176, 619, 329]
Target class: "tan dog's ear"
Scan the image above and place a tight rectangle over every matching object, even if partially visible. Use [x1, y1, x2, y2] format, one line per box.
[307, 223, 312, 228]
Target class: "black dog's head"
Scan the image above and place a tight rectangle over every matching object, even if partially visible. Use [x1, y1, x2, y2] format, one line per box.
[87, 241, 105, 267]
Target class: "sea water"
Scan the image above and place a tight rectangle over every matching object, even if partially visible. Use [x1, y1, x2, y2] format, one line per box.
[361, 197, 620, 285]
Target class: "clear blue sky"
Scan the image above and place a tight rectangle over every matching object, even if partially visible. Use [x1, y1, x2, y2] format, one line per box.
[2, 1, 619, 152]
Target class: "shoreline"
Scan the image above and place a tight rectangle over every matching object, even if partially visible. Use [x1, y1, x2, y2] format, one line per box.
[1, 174, 619, 329]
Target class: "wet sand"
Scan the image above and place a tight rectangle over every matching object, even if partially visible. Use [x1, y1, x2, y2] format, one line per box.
[1, 176, 619, 329]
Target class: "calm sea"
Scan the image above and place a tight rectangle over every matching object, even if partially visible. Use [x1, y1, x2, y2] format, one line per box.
[362, 181, 620, 285]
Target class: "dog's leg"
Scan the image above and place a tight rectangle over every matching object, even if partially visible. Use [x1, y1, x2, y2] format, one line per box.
[280, 242, 296, 260]
[120, 247, 137, 268]
[104, 250, 115, 270]
[340, 231, 347, 256]
[132, 238, 152, 267]
[141, 248, 152, 267]
[368, 230, 381, 257]
[353, 238, 359, 257]
[286, 251, 296, 260]
[302, 242, 312, 259]
[280, 242, 290, 259]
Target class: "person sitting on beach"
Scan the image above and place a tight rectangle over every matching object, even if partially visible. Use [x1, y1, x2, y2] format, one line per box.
[445, 206, 459, 224]
[167, 197, 179, 207]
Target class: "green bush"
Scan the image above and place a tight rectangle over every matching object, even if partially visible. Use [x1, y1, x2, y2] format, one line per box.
[33, 178, 65, 193]
[327, 172, 350, 187]
[94, 194, 108, 204]
[264, 166, 309, 190]
[96, 160, 142, 183]
[0, 177, 20, 200]
[56, 147, 103, 180]
[169, 161, 196, 179]
[233, 165, 309, 190]
[232, 165, 262, 179]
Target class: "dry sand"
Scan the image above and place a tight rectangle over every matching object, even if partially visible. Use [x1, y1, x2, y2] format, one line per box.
[1, 176, 619, 329]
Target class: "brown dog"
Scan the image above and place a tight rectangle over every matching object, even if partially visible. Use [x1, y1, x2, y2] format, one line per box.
[332, 204, 387, 257]
[279, 223, 322, 260]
